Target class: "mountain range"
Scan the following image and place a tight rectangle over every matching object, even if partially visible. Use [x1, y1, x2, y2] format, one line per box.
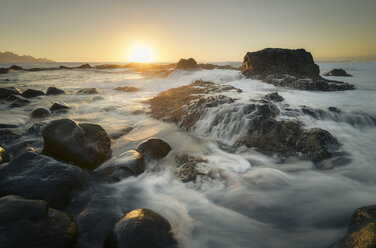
[0, 51, 53, 62]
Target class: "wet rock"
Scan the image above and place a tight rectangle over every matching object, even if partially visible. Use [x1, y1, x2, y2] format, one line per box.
[0, 87, 22, 99]
[103, 208, 178, 248]
[50, 101, 70, 113]
[10, 98, 31, 108]
[6, 140, 37, 159]
[7, 93, 27, 101]
[0, 124, 18, 129]
[78, 87, 101, 94]
[0, 195, 78, 248]
[46, 86, 65, 95]
[263, 92, 284, 102]
[0, 129, 21, 146]
[94, 150, 144, 179]
[30, 107, 51, 118]
[22, 89, 45, 98]
[0, 146, 8, 164]
[28, 122, 48, 135]
[114, 86, 140, 92]
[332, 205, 376, 248]
[328, 107, 342, 113]
[136, 138, 172, 159]
[108, 125, 133, 139]
[174, 153, 207, 183]
[77, 63, 92, 69]
[324, 68, 352, 77]
[0, 68, 9, 74]
[42, 118, 111, 169]
[176, 58, 198, 70]
[242, 48, 354, 91]
[0, 152, 85, 206]
[92, 96, 104, 101]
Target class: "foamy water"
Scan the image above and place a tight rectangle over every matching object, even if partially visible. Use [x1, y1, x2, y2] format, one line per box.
[1, 62, 375, 248]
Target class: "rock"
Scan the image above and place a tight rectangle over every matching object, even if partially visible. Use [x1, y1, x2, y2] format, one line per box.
[0, 68, 9, 74]
[10, 98, 31, 108]
[46, 86, 65, 95]
[94, 150, 144, 179]
[0, 152, 85, 206]
[174, 153, 207, 183]
[0, 87, 22, 99]
[30, 107, 51, 118]
[328, 107, 342, 113]
[0, 123, 18, 128]
[176, 58, 198, 70]
[7, 93, 27, 101]
[42, 118, 111, 169]
[0, 129, 21, 146]
[114, 86, 140, 92]
[0, 146, 8, 164]
[136, 138, 172, 159]
[50, 101, 70, 113]
[332, 205, 376, 248]
[5, 139, 38, 159]
[103, 208, 178, 248]
[78, 88, 101, 94]
[263, 92, 284, 102]
[9, 65, 24, 71]
[22, 89, 45, 98]
[77, 63, 92, 69]
[242, 48, 354, 91]
[108, 125, 133, 139]
[324, 68, 352, 77]
[0, 195, 78, 248]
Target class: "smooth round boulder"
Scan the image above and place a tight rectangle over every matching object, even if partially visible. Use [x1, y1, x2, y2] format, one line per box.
[22, 89, 45, 98]
[50, 101, 70, 113]
[0, 195, 78, 248]
[78, 88, 101, 94]
[46, 86, 65, 95]
[30, 107, 51, 118]
[103, 208, 178, 248]
[324, 68, 352, 77]
[0, 87, 22, 99]
[0, 152, 85, 206]
[136, 138, 172, 159]
[42, 118, 111, 169]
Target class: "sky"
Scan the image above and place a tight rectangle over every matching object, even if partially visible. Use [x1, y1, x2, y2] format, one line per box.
[0, 0, 375, 62]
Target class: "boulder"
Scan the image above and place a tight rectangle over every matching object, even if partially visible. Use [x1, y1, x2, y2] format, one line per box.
[0, 152, 85, 205]
[136, 138, 172, 159]
[46, 86, 65, 95]
[50, 101, 70, 113]
[174, 153, 207, 183]
[0, 129, 21, 146]
[10, 98, 31, 108]
[263, 92, 284, 102]
[114, 86, 140, 92]
[176, 58, 198, 70]
[332, 205, 376, 248]
[0, 87, 22, 99]
[108, 125, 133, 140]
[30, 107, 51, 119]
[77, 63, 92, 69]
[0, 195, 78, 248]
[0, 146, 8, 164]
[324, 68, 352, 77]
[42, 118, 111, 169]
[22, 89, 45, 98]
[103, 208, 178, 248]
[78, 88, 101, 94]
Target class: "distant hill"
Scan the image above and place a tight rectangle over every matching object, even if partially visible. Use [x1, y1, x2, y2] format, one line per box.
[0, 51, 53, 62]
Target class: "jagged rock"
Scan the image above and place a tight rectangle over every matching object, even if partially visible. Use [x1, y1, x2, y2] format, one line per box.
[0, 195, 78, 248]
[242, 48, 354, 91]
[332, 205, 376, 248]
[78, 88, 101, 94]
[174, 153, 207, 182]
[30, 108, 51, 118]
[77, 63, 92, 69]
[114, 86, 140, 92]
[46, 86, 65, 95]
[324, 68, 352, 77]
[0, 146, 8, 164]
[0, 152, 85, 206]
[94, 150, 144, 179]
[0, 87, 22, 99]
[10, 98, 31, 108]
[42, 118, 111, 169]
[136, 138, 172, 159]
[176, 58, 198, 70]
[50, 101, 70, 113]
[263, 92, 284, 102]
[103, 208, 178, 248]
[22, 89, 45, 98]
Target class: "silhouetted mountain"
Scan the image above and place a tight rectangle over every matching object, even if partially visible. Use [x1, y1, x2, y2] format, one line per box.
[0, 51, 53, 62]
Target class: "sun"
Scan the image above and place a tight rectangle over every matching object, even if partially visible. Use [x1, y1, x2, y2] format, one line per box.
[128, 45, 155, 63]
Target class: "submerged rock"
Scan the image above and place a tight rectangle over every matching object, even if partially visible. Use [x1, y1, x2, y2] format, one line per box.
[136, 138, 172, 159]
[46, 86, 65, 95]
[174, 153, 207, 183]
[0, 195, 78, 248]
[30, 107, 51, 118]
[324, 68, 352, 77]
[332, 205, 376, 248]
[22, 89, 45, 98]
[114, 86, 140, 92]
[242, 48, 354, 91]
[0, 87, 22, 99]
[78, 87, 101, 94]
[42, 118, 111, 169]
[10, 98, 31, 108]
[0, 152, 85, 205]
[50, 101, 70, 113]
[0, 129, 21, 146]
[108, 125, 133, 140]
[176, 58, 198, 70]
[103, 208, 178, 248]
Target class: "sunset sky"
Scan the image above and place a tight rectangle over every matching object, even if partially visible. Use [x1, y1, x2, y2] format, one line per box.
[1, 0, 375, 62]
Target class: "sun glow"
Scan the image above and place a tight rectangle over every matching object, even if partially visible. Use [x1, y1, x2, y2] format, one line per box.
[128, 45, 155, 63]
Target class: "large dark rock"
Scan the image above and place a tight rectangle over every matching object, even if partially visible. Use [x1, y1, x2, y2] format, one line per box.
[263, 92, 284, 102]
[46, 86, 65, 95]
[332, 205, 376, 248]
[0, 87, 22, 99]
[10, 98, 31, 108]
[242, 48, 354, 91]
[30, 107, 51, 118]
[324, 68, 352, 77]
[136, 138, 172, 159]
[0, 152, 85, 205]
[103, 208, 178, 248]
[0, 129, 21, 146]
[22, 89, 45, 98]
[0, 195, 78, 248]
[42, 118, 111, 169]
[50, 101, 70, 113]
[176, 58, 198, 70]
